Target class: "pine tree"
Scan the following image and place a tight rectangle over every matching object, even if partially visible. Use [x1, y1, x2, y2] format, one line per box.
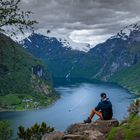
[0, 0, 37, 36]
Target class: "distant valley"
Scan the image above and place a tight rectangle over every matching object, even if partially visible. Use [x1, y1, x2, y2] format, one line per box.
[21, 22, 140, 95]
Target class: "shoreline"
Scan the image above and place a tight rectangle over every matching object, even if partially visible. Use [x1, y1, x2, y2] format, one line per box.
[112, 82, 140, 97]
[0, 94, 60, 113]
[53, 77, 140, 96]
[0, 101, 58, 113]
[0, 81, 139, 113]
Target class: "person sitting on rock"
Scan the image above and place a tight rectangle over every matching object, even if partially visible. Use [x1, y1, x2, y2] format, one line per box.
[84, 93, 113, 123]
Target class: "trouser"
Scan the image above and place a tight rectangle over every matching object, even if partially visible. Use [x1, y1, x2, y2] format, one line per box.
[89, 109, 103, 120]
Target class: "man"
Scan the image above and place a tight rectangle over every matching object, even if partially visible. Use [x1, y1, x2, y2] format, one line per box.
[84, 93, 113, 123]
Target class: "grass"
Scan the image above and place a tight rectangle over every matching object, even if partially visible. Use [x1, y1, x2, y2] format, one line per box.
[107, 115, 140, 140]
[109, 61, 140, 95]
[0, 93, 58, 111]
[0, 94, 21, 106]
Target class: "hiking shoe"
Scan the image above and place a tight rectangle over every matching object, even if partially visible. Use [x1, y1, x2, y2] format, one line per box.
[83, 117, 91, 123]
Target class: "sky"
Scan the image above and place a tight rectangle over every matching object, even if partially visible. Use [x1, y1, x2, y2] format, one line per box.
[20, 0, 140, 46]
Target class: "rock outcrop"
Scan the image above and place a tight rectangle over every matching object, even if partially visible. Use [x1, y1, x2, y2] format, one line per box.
[42, 118, 119, 140]
[42, 131, 64, 140]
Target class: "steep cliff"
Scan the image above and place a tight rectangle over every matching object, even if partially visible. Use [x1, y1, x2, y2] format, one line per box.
[0, 33, 58, 111]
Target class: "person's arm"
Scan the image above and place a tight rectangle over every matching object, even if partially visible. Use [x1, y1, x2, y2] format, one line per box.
[95, 102, 101, 111]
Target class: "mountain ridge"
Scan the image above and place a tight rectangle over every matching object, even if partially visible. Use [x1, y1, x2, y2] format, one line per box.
[21, 22, 140, 95]
[19, 30, 91, 52]
[0, 33, 58, 111]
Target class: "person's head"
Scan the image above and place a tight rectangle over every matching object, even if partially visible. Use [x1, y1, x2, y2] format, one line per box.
[100, 92, 107, 99]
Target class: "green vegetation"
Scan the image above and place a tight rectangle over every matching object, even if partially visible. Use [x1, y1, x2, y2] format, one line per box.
[0, 33, 58, 111]
[18, 122, 54, 140]
[0, 120, 54, 140]
[107, 99, 140, 140]
[109, 61, 140, 95]
[0, 94, 21, 106]
[0, 0, 37, 36]
[0, 121, 13, 140]
[107, 115, 140, 140]
[0, 93, 58, 111]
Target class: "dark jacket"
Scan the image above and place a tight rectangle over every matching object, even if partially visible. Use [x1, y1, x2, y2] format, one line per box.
[95, 98, 113, 120]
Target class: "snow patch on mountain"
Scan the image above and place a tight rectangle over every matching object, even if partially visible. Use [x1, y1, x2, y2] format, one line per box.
[110, 21, 140, 40]
[35, 29, 91, 52]
[27, 38, 32, 42]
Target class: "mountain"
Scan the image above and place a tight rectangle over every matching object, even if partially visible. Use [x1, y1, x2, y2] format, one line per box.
[110, 21, 140, 41]
[21, 22, 140, 95]
[20, 33, 86, 79]
[21, 30, 91, 52]
[0, 33, 58, 111]
[88, 22, 140, 94]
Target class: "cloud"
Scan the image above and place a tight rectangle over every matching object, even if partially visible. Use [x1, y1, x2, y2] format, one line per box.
[19, 0, 140, 46]
[69, 29, 111, 46]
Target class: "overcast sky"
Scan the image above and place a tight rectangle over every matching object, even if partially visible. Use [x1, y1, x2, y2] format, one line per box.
[20, 0, 140, 46]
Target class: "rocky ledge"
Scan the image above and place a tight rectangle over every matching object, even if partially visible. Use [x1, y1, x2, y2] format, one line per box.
[42, 118, 119, 140]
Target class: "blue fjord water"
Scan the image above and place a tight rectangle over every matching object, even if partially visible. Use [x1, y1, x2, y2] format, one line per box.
[0, 82, 134, 134]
